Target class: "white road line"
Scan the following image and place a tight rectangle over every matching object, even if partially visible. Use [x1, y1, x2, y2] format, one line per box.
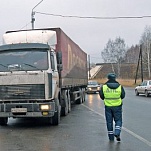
[82, 104, 151, 147]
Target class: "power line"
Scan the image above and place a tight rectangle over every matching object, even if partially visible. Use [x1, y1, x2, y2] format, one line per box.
[35, 11, 151, 20]
[20, 11, 151, 30]
[20, 22, 31, 30]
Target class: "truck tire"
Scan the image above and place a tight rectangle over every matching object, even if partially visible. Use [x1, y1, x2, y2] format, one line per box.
[0, 117, 8, 126]
[61, 91, 68, 116]
[76, 89, 82, 104]
[67, 91, 71, 113]
[82, 88, 86, 102]
[61, 94, 69, 116]
[51, 99, 61, 126]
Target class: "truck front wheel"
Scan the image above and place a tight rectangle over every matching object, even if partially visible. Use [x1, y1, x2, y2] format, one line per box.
[0, 117, 8, 126]
[51, 99, 61, 125]
[61, 90, 68, 116]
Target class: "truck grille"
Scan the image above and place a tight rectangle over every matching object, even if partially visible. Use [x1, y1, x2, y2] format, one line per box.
[0, 84, 45, 100]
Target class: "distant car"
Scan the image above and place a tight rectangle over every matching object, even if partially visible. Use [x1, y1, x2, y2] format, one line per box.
[87, 80, 101, 94]
[135, 80, 151, 97]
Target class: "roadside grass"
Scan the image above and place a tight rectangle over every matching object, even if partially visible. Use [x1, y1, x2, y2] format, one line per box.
[96, 78, 142, 87]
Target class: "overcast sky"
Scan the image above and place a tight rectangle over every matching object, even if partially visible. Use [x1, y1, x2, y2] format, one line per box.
[1, 0, 151, 63]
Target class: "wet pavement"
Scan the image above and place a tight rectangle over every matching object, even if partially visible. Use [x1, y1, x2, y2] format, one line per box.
[0, 88, 151, 151]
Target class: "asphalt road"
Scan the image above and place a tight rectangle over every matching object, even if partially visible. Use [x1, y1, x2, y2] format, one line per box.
[0, 87, 151, 151]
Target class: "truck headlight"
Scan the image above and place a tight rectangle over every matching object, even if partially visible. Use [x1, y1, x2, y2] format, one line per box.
[40, 104, 51, 110]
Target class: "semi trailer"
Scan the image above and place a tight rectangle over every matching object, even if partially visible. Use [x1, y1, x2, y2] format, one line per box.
[0, 28, 88, 125]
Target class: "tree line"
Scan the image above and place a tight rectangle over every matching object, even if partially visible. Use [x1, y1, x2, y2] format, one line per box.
[101, 25, 151, 79]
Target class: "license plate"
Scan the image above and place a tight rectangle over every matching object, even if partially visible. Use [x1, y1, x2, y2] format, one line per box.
[11, 108, 27, 113]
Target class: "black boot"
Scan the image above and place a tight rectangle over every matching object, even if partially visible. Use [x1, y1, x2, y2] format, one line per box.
[114, 135, 121, 142]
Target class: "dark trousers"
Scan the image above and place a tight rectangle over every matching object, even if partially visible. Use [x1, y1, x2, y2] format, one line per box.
[105, 105, 122, 140]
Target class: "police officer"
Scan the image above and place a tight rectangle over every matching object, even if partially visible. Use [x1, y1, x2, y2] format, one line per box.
[99, 73, 125, 142]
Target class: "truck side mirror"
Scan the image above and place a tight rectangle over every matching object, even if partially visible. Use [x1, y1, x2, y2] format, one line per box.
[56, 51, 63, 72]
[57, 64, 63, 72]
[56, 51, 62, 64]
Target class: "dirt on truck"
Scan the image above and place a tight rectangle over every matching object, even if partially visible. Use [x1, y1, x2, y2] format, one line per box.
[0, 28, 88, 126]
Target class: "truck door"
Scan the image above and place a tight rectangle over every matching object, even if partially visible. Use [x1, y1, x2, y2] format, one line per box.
[49, 51, 59, 98]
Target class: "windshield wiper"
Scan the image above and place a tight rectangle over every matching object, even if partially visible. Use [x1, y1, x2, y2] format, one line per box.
[0, 63, 12, 72]
[23, 63, 43, 72]
[0, 64, 8, 68]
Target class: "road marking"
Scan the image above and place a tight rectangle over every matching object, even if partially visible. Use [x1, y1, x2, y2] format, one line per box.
[82, 104, 151, 147]
[122, 127, 151, 147]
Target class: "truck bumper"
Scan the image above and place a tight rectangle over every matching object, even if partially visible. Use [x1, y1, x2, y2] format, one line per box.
[0, 102, 55, 118]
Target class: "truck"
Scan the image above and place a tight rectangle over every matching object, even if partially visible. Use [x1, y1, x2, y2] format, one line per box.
[0, 28, 88, 125]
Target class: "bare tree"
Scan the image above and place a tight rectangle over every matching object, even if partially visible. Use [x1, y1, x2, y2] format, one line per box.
[114, 37, 126, 77]
[124, 45, 139, 63]
[140, 25, 151, 78]
[101, 37, 126, 77]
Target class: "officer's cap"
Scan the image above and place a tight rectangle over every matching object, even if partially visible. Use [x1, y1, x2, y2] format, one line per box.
[107, 73, 116, 80]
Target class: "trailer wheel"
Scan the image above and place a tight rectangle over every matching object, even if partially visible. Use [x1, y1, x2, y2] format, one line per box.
[82, 88, 86, 102]
[0, 117, 8, 126]
[51, 99, 61, 126]
[67, 91, 71, 113]
[76, 89, 82, 104]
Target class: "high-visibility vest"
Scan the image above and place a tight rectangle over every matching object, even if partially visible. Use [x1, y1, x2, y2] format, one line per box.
[103, 84, 122, 107]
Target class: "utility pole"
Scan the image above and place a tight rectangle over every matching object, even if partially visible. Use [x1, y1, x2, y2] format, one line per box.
[135, 44, 143, 83]
[88, 55, 91, 79]
[31, 0, 44, 29]
[140, 45, 143, 82]
[31, 11, 35, 29]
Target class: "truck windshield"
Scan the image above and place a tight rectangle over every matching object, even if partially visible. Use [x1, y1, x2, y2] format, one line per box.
[0, 49, 48, 72]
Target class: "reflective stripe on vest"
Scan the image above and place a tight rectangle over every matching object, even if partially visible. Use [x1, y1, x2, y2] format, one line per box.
[103, 85, 122, 106]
